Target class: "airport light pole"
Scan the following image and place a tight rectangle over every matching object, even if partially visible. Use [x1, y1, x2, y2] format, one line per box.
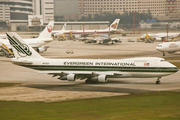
[133, 11, 135, 34]
[167, 24, 168, 42]
[83, 23, 84, 40]
[138, 0, 141, 34]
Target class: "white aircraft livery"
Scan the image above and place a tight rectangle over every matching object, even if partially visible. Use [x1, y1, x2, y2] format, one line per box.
[6, 32, 178, 84]
[140, 33, 180, 41]
[52, 19, 120, 38]
[156, 42, 180, 56]
[0, 21, 54, 53]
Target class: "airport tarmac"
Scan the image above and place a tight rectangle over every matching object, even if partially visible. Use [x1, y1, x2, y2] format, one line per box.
[0, 33, 180, 102]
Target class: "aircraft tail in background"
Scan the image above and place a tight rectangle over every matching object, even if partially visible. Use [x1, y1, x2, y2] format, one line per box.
[105, 19, 120, 31]
[38, 21, 54, 39]
[62, 23, 66, 30]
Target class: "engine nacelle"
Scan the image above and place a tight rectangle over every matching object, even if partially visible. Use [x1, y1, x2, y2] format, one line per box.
[91, 75, 108, 83]
[74, 35, 81, 39]
[37, 46, 48, 53]
[98, 75, 107, 82]
[67, 74, 77, 81]
[155, 37, 162, 41]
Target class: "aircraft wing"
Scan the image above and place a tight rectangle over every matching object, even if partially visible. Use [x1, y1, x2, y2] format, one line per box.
[38, 71, 123, 79]
[38, 71, 123, 75]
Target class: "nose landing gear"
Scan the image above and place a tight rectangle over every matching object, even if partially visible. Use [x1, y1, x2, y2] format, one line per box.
[156, 77, 161, 84]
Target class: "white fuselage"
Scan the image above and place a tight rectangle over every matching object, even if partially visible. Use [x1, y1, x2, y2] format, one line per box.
[52, 29, 113, 37]
[0, 38, 53, 49]
[156, 42, 180, 52]
[12, 57, 178, 78]
[141, 33, 180, 41]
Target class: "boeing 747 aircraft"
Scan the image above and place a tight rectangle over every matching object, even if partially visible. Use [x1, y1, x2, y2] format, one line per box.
[52, 19, 120, 39]
[0, 21, 54, 53]
[156, 42, 180, 56]
[6, 32, 178, 84]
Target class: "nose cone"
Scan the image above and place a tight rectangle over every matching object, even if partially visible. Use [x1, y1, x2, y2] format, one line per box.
[170, 64, 179, 73]
[156, 44, 163, 52]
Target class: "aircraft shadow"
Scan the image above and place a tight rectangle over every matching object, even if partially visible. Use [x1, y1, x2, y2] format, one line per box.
[22, 81, 153, 94]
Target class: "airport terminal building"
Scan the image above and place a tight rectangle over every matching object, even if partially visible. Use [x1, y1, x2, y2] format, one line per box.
[0, 0, 54, 31]
[78, 0, 180, 20]
[0, 0, 180, 31]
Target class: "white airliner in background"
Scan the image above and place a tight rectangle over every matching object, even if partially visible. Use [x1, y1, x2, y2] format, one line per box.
[140, 33, 180, 41]
[52, 19, 120, 38]
[0, 34, 6, 39]
[156, 42, 180, 56]
[0, 21, 54, 53]
[6, 32, 178, 84]
[84, 34, 122, 44]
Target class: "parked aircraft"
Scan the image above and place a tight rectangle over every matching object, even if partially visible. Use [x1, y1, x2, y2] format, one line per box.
[0, 21, 54, 53]
[0, 34, 6, 39]
[140, 33, 180, 41]
[156, 42, 180, 56]
[84, 34, 122, 44]
[6, 32, 178, 84]
[52, 19, 120, 39]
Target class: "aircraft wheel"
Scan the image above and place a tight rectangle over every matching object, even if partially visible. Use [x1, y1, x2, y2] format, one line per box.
[156, 77, 161, 84]
[156, 81, 161, 84]
[163, 52, 165, 56]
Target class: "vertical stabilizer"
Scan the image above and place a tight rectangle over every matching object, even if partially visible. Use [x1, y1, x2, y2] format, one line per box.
[105, 19, 120, 31]
[38, 21, 54, 39]
[62, 23, 66, 30]
[6, 32, 43, 59]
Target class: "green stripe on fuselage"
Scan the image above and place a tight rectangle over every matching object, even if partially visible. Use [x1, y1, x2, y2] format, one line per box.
[20, 65, 178, 73]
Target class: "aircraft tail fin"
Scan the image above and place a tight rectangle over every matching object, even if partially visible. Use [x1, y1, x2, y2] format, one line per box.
[62, 23, 66, 30]
[106, 19, 120, 31]
[38, 21, 54, 39]
[6, 32, 43, 59]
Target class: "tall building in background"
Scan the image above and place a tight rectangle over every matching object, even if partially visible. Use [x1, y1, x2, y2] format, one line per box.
[0, 0, 54, 23]
[33, 0, 54, 23]
[0, 0, 33, 22]
[78, 0, 180, 20]
[54, 0, 78, 21]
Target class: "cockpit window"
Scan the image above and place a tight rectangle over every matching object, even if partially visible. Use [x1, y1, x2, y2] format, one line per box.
[157, 45, 162, 47]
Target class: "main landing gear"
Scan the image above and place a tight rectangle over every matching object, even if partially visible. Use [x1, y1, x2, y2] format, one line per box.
[163, 52, 165, 56]
[156, 77, 161, 84]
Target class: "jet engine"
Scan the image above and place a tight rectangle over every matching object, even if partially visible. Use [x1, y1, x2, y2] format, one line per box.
[91, 75, 108, 82]
[155, 37, 162, 41]
[74, 35, 81, 39]
[67, 74, 77, 81]
[37, 46, 49, 53]
[58, 74, 77, 81]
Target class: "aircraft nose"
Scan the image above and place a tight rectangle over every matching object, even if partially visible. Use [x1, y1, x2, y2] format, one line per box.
[156, 46, 161, 51]
[156, 44, 163, 51]
[172, 65, 179, 73]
